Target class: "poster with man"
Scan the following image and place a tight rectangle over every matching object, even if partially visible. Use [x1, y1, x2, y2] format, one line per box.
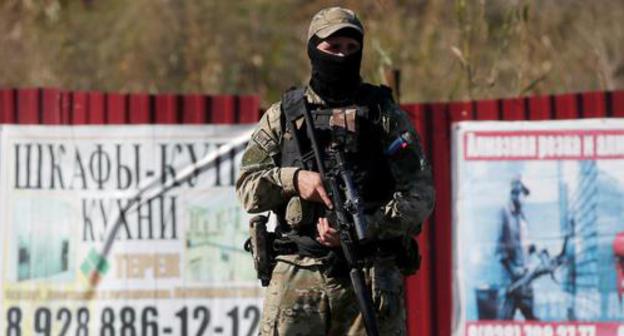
[452, 119, 624, 336]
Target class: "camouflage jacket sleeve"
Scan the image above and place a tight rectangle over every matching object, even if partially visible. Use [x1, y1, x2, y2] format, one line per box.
[235, 102, 299, 213]
[367, 99, 435, 239]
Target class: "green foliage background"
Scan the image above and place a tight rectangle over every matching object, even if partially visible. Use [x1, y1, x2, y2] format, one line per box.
[1, 0, 623, 106]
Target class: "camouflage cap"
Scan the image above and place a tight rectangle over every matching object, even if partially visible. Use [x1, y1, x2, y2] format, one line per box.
[307, 7, 363, 41]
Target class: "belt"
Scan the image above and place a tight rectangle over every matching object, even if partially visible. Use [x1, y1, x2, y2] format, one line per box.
[274, 234, 403, 259]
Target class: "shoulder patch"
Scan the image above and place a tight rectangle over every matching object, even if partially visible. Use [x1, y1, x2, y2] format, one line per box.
[252, 129, 278, 154]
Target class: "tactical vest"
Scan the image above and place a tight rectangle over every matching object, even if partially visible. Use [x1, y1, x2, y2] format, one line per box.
[276, 84, 396, 234]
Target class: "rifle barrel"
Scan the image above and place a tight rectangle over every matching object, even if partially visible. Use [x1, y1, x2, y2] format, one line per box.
[350, 268, 380, 336]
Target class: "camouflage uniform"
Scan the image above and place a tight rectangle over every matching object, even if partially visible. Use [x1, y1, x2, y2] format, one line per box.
[236, 6, 435, 336]
[236, 86, 435, 335]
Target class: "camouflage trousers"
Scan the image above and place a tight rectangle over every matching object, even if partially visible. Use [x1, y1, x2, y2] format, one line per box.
[260, 255, 406, 336]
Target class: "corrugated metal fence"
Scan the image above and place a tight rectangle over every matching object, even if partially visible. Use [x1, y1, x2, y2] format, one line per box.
[1, 87, 623, 336]
[0, 88, 261, 124]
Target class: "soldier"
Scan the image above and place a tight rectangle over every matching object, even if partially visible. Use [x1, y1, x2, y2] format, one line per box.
[236, 6, 435, 335]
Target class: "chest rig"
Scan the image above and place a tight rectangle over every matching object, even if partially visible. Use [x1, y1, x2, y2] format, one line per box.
[276, 84, 396, 233]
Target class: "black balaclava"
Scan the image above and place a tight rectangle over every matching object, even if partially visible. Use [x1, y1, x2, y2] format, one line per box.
[308, 28, 363, 106]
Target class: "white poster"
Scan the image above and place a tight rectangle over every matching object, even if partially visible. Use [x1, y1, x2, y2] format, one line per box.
[0, 125, 263, 335]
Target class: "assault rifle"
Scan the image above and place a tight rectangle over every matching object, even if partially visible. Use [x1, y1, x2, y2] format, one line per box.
[302, 106, 380, 336]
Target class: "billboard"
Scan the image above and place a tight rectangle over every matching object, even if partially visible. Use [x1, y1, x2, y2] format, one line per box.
[453, 120, 624, 336]
[0, 125, 261, 335]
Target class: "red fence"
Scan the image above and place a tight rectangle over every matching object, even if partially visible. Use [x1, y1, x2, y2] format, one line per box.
[1, 87, 624, 336]
[0, 88, 262, 124]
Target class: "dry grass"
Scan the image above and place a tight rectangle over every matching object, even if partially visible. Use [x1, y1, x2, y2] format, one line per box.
[0, 0, 622, 105]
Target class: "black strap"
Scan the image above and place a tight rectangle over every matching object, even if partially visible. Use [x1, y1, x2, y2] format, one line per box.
[272, 235, 405, 259]
[281, 87, 307, 123]
[286, 235, 331, 257]
[356, 84, 392, 105]
[271, 235, 329, 258]
[281, 87, 315, 170]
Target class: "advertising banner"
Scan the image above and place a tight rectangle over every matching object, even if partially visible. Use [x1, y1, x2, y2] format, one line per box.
[452, 120, 624, 336]
[0, 125, 261, 335]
